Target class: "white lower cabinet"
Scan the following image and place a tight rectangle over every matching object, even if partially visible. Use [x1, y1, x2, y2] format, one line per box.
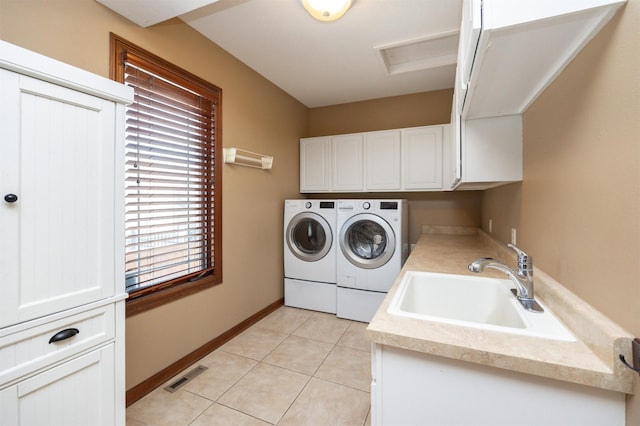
[1, 344, 116, 426]
[0, 304, 115, 386]
[371, 344, 626, 426]
[0, 299, 127, 426]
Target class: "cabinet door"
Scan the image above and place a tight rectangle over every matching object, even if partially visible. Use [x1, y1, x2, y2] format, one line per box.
[456, 0, 482, 115]
[0, 344, 116, 426]
[459, 0, 482, 87]
[365, 130, 401, 191]
[332, 134, 363, 191]
[300, 137, 331, 192]
[0, 71, 117, 327]
[402, 127, 443, 190]
[463, 115, 522, 183]
[450, 93, 463, 188]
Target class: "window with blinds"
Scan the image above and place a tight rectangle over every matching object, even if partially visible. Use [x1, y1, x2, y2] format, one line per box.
[110, 34, 222, 313]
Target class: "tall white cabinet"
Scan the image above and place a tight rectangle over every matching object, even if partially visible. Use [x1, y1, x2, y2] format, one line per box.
[0, 41, 132, 425]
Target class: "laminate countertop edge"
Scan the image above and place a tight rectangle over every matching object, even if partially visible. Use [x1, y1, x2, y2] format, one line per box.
[365, 228, 636, 394]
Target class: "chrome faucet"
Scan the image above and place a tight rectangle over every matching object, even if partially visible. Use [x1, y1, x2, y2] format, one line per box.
[468, 244, 543, 313]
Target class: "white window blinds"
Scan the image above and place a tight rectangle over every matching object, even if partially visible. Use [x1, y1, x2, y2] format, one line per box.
[123, 54, 219, 294]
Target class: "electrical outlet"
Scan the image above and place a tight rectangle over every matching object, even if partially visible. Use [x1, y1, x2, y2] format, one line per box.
[489, 219, 493, 233]
[511, 228, 517, 245]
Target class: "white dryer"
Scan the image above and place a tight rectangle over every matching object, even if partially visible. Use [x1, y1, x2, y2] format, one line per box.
[284, 199, 337, 313]
[336, 199, 408, 322]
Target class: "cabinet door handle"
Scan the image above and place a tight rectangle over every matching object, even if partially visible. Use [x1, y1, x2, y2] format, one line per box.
[49, 328, 80, 344]
[4, 193, 18, 203]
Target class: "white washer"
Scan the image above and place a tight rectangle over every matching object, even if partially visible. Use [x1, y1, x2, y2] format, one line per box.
[284, 199, 337, 313]
[336, 199, 408, 322]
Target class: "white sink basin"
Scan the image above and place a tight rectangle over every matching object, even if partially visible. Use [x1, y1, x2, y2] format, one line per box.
[387, 271, 575, 341]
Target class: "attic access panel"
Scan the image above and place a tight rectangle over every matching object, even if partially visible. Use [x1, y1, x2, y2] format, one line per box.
[376, 30, 460, 75]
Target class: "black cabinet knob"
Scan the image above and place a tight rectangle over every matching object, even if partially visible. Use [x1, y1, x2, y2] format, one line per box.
[4, 194, 18, 203]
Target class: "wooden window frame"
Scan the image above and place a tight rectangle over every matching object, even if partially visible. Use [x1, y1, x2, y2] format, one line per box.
[110, 33, 222, 317]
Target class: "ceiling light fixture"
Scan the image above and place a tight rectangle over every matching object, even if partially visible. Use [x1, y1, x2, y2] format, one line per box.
[302, 0, 352, 22]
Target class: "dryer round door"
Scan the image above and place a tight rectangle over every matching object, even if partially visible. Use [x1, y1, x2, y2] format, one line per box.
[340, 213, 395, 269]
[286, 212, 333, 262]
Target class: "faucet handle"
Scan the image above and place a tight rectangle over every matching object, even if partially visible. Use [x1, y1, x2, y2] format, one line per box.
[507, 244, 532, 270]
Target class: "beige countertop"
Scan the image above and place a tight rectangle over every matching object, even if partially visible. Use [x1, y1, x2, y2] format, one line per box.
[366, 227, 635, 394]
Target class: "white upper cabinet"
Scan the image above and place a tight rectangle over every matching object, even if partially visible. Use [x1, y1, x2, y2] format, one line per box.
[332, 133, 364, 191]
[459, 115, 523, 190]
[450, 87, 524, 190]
[365, 130, 401, 191]
[455, 0, 481, 114]
[402, 127, 443, 190]
[300, 125, 447, 193]
[460, 0, 626, 119]
[451, 0, 624, 190]
[300, 136, 332, 192]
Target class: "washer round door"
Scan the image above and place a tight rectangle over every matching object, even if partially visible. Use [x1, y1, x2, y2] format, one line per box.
[286, 212, 333, 262]
[340, 214, 395, 269]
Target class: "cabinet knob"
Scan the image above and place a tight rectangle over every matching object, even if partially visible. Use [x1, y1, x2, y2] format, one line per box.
[4, 193, 18, 203]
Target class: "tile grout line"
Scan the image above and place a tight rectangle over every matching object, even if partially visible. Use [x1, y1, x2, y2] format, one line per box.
[211, 308, 316, 425]
[274, 373, 314, 425]
[127, 307, 372, 425]
[274, 312, 342, 426]
[261, 310, 316, 425]
[275, 312, 370, 424]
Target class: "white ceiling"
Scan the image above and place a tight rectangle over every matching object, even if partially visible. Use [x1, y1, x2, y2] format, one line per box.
[96, 0, 221, 27]
[100, 0, 463, 108]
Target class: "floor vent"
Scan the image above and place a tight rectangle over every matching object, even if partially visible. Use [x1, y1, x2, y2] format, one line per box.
[164, 365, 208, 393]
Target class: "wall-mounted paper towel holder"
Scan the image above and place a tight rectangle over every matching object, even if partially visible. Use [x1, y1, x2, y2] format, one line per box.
[223, 147, 273, 170]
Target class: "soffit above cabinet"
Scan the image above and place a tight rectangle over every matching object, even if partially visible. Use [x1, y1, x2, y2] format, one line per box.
[95, 0, 219, 27]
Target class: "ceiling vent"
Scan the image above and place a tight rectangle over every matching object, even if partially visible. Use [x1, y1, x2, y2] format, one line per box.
[376, 30, 459, 75]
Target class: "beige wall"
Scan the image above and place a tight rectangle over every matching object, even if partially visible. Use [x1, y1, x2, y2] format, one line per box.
[308, 92, 483, 244]
[481, 1, 640, 421]
[309, 89, 454, 136]
[0, 0, 308, 389]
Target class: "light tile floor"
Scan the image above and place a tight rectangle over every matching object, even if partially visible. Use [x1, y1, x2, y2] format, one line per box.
[126, 306, 372, 426]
